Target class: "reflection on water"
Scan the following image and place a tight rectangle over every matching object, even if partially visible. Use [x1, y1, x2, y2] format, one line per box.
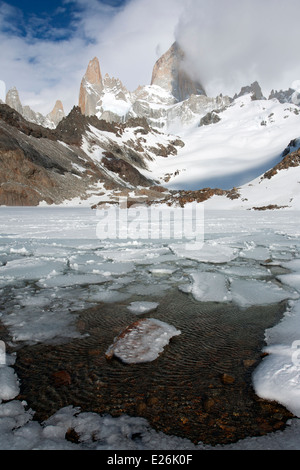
[14, 289, 293, 446]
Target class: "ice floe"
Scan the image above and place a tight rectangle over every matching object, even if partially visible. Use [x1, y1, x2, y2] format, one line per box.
[127, 301, 159, 314]
[105, 318, 181, 364]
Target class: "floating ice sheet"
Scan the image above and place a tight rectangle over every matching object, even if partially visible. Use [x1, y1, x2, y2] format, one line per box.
[37, 272, 109, 288]
[105, 318, 181, 364]
[127, 301, 159, 315]
[0, 366, 19, 402]
[184, 271, 298, 306]
[253, 299, 300, 417]
[230, 278, 299, 307]
[186, 272, 231, 302]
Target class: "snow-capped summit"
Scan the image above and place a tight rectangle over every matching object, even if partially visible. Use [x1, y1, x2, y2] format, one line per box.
[6, 87, 23, 115]
[5, 86, 65, 129]
[78, 57, 104, 116]
[46, 100, 65, 127]
[233, 81, 265, 101]
[151, 42, 206, 102]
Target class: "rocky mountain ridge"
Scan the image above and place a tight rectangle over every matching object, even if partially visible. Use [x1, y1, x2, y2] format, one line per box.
[0, 102, 185, 206]
[5, 87, 65, 129]
[1, 41, 300, 209]
[5, 42, 300, 133]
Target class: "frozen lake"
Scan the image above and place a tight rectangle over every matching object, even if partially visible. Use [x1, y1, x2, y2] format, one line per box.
[0, 206, 300, 450]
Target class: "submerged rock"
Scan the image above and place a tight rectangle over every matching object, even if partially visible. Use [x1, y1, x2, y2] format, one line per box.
[105, 318, 181, 364]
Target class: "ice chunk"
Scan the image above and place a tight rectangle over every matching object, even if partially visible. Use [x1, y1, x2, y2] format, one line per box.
[277, 273, 300, 293]
[230, 278, 298, 307]
[37, 272, 108, 288]
[2, 308, 82, 345]
[219, 263, 271, 279]
[127, 301, 159, 315]
[105, 318, 181, 364]
[149, 267, 176, 275]
[170, 241, 238, 264]
[87, 288, 130, 303]
[9, 247, 29, 256]
[240, 243, 270, 261]
[188, 272, 231, 302]
[0, 367, 20, 402]
[0, 258, 64, 281]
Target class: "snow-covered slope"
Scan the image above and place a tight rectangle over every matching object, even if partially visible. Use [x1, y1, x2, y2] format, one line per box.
[204, 147, 300, 211]
[143, 94, 300, 191]
[3, 42, 300, 209]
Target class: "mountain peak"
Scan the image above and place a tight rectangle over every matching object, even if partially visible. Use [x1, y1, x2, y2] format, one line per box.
[151, 42, 206, 102]
[233, 81, 265, 101]
[79, 57, 104, 116]
[6, 86, 23, 114]
[47, 100, 65, 127]
[84, 57, 102, 86]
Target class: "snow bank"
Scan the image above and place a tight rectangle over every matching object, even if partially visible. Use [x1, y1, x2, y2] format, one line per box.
[0, 366, 19, 402]
[1, 207, 300, 450]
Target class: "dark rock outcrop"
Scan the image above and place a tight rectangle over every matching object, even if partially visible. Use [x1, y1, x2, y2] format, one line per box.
[0, 103, 182, 206]
[263, 148, 300, 180]
[234, 81, 265, 101]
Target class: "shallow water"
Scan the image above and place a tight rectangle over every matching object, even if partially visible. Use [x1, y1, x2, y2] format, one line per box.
[14, 288, 293, 446]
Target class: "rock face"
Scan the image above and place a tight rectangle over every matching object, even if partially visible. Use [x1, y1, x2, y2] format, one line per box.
[0, 103, 185, 206]
[76, 46, 231, 131]
[234, 81, 265, 101]
[5, 87, 64, 128]
[269, 88, 300, 105]
[79, 57, 104, 116]
[151, 42, 206, 102]
[47, 100, 65, 127]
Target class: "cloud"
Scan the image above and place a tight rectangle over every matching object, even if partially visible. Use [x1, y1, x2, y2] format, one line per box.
[0, 0, 184, 115]
[1, 0, 299, 117]
[0, 80, 5, 101]
[175, 0, 300, 97]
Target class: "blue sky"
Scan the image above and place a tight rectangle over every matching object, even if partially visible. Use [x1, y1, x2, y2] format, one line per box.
[1, 0, 300, 116]
[2, 0, 128, 40]
[0, 0, 183, 113]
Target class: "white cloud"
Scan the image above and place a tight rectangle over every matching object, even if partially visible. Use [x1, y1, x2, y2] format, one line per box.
[175, 0, 300, 97]
[0, 0, 184, 115]
[1, 0, 300, 117]
[0, 80, 5, 102]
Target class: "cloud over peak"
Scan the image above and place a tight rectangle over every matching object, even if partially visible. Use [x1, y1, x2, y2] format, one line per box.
[175, 0, 300, 97]
[1, 0, 300, 115]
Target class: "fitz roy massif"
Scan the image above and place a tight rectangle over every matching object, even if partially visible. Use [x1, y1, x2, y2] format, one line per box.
[1, 41, 300, 452]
